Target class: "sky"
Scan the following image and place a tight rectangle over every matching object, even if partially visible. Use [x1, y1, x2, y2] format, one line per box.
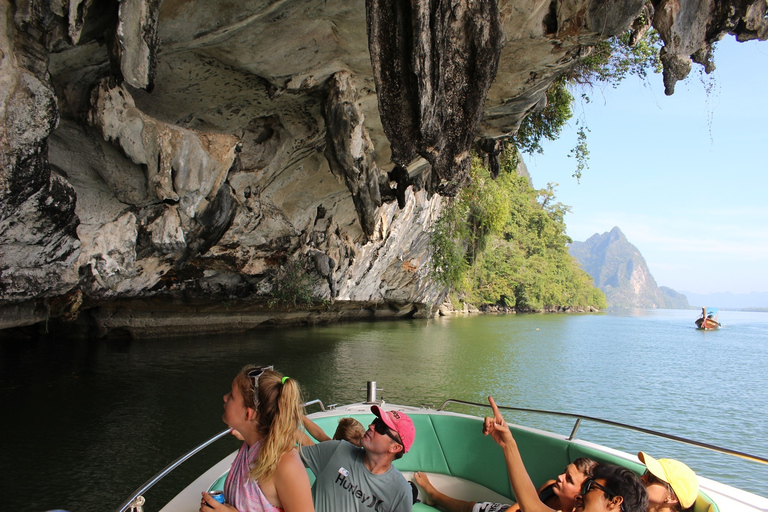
[525, 36, 768, 295]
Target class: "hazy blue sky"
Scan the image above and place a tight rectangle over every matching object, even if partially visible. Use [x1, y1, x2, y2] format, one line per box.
[526, 36, 768, 295]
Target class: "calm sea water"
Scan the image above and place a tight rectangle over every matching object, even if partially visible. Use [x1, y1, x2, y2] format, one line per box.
[1, 309, 766, 511]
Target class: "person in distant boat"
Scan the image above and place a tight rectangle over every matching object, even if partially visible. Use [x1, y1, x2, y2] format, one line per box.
[200, 365, 314, 512]
[413, 456, 597, 512]
[300, 405, 416, 512]
[300, 416, 366, 447]
[482, 396, 648, 512]
[637, 452, 698, 512]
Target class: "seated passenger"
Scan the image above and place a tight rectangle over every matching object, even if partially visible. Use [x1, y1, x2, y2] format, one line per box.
[413, 457, 597, 512]
[637, 452, 698, 512]
[300, 416, 365, 446]
[201, 365, 314, 512]
[300, 405, 416, 512]
[482, 396, 648, 512]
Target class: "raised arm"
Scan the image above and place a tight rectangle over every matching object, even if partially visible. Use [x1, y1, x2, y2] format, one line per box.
[483, 396, 556, 512]
[302, 415, 332, 443]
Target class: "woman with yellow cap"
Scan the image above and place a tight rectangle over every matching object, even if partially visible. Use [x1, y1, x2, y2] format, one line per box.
[638, 452, 699, 512]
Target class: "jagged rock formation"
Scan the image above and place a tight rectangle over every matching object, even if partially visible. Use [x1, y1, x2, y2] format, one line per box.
[1, 0, 765, 336]
[367, 0, 505, 195]
[569, 226, 687, 309]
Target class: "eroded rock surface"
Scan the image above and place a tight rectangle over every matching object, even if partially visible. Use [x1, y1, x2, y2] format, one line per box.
[367, 0, 505, 195]
[1, 0, 766, 336]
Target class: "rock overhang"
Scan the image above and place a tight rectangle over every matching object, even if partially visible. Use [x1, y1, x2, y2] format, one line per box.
[1, 0, 766, 334]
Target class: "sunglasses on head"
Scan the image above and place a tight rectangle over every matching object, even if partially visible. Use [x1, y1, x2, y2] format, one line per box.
[372, 417, 403, 445]
[248, 365, 274, 389]
[581, 479, 617, 499]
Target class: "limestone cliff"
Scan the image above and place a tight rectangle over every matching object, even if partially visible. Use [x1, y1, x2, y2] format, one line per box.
[569, 226, 680, 309]
[1, 0, 765, 336]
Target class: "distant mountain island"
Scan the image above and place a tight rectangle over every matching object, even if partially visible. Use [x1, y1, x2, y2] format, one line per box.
[568, 227, 689, 309]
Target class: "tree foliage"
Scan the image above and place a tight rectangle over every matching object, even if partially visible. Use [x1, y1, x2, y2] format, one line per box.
[513, 27, 663, 179]
[573, 30, 663, 86]
[429, 149, 606, 311]
[514, 77, 573, 155]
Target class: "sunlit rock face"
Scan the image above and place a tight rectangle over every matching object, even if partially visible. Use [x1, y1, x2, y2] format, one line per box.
[1, 0, 765, 335]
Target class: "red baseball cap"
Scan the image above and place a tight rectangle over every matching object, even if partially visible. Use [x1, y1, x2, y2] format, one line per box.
[371, 405, 416, 453]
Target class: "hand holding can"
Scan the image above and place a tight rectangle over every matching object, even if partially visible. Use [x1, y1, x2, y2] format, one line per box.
[205, 490, 225, 507]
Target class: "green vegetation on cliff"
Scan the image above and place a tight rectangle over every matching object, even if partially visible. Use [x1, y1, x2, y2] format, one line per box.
[430, 149, 606, 311]
[514, 28, 663, 179]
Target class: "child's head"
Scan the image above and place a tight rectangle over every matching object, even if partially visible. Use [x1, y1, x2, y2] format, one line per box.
[235, 365, 304, 481]
[333, 417, 365, 446]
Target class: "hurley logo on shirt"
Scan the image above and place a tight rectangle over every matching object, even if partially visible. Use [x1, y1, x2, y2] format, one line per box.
[335, 470, 386, 510]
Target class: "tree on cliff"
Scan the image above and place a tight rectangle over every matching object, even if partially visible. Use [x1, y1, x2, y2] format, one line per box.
[513, 28, 664, 179]
[429, 148, 606, 311]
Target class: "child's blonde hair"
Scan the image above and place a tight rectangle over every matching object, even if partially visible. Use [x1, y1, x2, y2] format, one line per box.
[235, 365, 304, 483]
[333, 417, 365, 446]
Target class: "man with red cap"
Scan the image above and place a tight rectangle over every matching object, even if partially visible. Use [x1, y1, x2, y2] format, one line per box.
[301, 405, 416, 512]
[638, 452, 699, 512]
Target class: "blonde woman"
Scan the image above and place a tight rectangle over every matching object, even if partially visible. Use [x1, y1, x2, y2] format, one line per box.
[201, 365, 314, 512]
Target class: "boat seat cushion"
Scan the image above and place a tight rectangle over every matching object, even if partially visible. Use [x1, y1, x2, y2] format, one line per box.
[402, 471, 514, 509]
[416, 415, 570, 499]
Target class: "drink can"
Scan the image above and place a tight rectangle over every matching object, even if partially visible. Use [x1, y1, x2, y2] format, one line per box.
[208, 490, 225, 506]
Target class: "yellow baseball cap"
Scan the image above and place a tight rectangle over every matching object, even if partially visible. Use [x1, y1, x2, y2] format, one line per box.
[638, 452, 699, 509]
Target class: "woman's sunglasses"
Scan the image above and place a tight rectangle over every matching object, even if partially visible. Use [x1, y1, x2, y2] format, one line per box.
[248, 365, 274, 388]
[372, 417, 403, 445]
[643, 470, 675, 496]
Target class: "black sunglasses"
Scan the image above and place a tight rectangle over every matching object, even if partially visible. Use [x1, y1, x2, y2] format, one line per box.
[372, 417, 403, 445]
[581, 479, 617, 499]
[643, 470, 674, 494]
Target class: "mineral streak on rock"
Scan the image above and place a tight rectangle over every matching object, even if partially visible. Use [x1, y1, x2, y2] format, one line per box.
[1, 0, 81, 307]
[323, 71, 384, 239]
[366, 0, 505, 195]
[116, 0, 161, 90]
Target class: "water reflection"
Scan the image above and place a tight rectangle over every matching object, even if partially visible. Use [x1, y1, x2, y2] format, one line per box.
[1, 310, 766, 511]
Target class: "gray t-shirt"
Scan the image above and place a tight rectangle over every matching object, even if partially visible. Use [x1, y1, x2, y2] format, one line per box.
[300, 440, 412, 512]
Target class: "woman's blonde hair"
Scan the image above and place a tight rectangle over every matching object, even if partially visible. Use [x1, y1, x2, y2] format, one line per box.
[333, 417, 365, 446]
[235, 365, 304, 483]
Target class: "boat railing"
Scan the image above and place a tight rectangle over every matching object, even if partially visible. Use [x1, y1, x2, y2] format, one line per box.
[437, 398, 768, 466]
[114, 428, 232, 512]
[115, 398, 328, 512]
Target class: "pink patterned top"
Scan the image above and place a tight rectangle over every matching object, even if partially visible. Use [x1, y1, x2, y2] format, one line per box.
[224, 441, 284, 512]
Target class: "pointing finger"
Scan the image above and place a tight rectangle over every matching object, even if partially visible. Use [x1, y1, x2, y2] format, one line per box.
[488, 396, 503, 422]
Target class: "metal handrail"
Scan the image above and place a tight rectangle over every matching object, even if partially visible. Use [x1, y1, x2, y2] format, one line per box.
[114, 428, 232, 512]
[437, 399, 768, 466]
[303, 398, 327, 412]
